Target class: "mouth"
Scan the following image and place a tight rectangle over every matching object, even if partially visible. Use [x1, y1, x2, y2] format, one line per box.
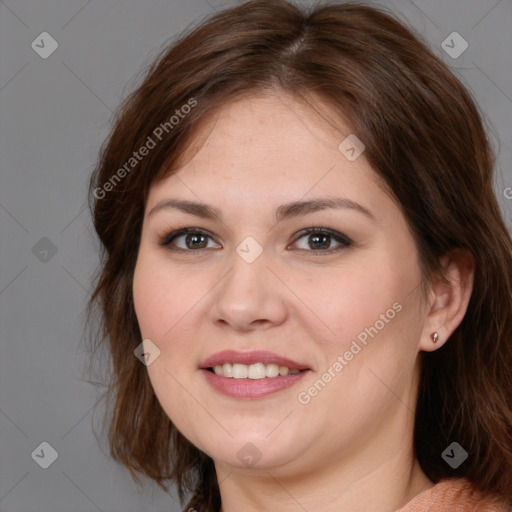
[206, 362, 302, 379]
[199, 350, 311, 399]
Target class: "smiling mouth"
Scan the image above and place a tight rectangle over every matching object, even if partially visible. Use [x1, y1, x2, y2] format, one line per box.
[200, 351, 310, 398]
[208, 362, 304, 379]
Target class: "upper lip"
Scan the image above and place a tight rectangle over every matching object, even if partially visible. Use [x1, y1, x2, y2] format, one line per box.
[199, 350, 310, 371]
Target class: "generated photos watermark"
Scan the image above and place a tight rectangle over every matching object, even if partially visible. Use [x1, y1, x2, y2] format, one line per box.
[93, 97, 197, 199]
[297, 301, 403, 405]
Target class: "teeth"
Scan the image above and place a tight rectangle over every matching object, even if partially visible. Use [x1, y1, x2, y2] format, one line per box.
[211, 363, 301, 379]
[232, 363, 248, 379]
[222, 363, 233, 378]
[248, 363, 266, 379]
[266, 363, 279, 378]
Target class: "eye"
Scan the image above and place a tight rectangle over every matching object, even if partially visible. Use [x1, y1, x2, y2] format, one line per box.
[159, 226, 352, 254]
[159, 228, 221, 251]
[290, 227, 352, 254]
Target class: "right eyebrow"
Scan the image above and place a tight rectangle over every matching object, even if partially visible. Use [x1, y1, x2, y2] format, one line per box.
[148, 199, 222, 221]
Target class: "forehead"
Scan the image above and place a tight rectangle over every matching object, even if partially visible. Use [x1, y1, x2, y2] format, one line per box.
[149, 92, 390, 213]
[178, 92, 352, 170]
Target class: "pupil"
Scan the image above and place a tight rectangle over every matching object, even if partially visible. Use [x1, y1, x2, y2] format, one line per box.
[187, 233, 207, 249]
[309, 233, 330, 250]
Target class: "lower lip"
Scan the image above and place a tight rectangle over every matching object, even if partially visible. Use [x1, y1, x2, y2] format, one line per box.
[201, 369, 310, 399]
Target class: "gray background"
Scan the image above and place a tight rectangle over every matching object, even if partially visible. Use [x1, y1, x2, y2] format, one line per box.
[1, 0, 511, 511]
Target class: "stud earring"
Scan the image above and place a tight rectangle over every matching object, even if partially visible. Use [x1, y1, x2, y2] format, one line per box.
[431, 332, 439, 343]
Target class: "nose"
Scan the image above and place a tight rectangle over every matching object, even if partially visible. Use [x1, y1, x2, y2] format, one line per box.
[208, 247, 288, 332]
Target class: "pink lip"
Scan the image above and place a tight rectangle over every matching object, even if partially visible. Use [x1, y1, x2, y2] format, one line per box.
[199, 350, 309, 371]
[201, 368, 310, 399]
[199, 350, 311, 399]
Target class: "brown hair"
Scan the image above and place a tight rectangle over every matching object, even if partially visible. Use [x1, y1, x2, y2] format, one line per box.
[86, 1, 512, 510]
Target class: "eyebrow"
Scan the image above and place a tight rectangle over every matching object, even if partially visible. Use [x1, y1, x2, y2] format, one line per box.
[148, 196, 376, 223]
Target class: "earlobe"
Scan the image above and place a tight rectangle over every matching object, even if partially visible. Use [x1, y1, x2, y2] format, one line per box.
[420, 250, 475, 352]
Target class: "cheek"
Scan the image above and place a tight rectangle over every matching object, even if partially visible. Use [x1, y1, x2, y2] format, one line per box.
[298, 273, 422, 438]
[132, 251, 211, 386]
[297, 261, 406, 345]
[133, 254, 212, 445]
[133, 251, 201, 340]
[300, 256, 423, 401]
[133, 261, 162, 340]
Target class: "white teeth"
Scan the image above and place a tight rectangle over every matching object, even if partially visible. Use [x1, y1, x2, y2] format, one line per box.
[222, 363, 233, 378]
[211, 363, 301, 379]
[232, 363, 248, 378]
[248, 363, 266, 379]
[266, 363, 280, 378]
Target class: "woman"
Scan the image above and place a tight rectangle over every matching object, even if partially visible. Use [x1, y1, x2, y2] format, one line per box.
[87, 1, 512, 510]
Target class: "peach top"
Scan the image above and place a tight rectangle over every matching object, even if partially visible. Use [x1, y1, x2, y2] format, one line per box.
[396, 478, 510, 512]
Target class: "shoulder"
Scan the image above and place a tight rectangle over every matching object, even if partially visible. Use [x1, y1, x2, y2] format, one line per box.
[395, 478, 511, 512]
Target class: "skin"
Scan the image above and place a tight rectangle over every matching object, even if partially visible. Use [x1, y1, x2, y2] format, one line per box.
[132, 92, 474, 512]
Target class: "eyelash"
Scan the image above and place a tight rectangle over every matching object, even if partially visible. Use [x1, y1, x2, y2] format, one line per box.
[158, 227, 353, 255]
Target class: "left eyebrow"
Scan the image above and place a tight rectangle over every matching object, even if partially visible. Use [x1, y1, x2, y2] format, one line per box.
[147, 196, 376, 223]
[275, 197, 376, 223]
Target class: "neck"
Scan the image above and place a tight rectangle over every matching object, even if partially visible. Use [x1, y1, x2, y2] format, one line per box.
[217, 454, 432, 512]
[215, 411, 433, 512]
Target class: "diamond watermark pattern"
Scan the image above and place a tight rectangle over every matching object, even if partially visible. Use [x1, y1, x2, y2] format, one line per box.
[441, 441, 468, 469]
[236, 442, 262, 468]
[441, 32, 468, 59]
[338, 134, 365, 161]
[31, 441, 59, 469]
[134, 338, 161, 366]
[236, 236, 263, 264]
[32, 237, 58, 263]
[31, 32, 59, 59]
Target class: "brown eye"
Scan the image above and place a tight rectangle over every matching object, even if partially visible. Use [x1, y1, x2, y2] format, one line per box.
[184, 233, 208, 249]
[160, 228, 221, 251]
[291, 228, 352, 253]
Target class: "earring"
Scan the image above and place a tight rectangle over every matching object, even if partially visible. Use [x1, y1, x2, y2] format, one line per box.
[431, 332, 439, 343]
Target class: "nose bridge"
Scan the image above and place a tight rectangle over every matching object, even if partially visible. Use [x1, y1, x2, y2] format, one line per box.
[209, 241, 288, 329]
[220, 242, 271, 305]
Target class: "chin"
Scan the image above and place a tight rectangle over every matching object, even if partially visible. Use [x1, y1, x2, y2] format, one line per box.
[198, 429, 307, 472]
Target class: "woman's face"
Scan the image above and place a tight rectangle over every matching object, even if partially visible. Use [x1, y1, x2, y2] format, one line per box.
[133, 92, 428, 478]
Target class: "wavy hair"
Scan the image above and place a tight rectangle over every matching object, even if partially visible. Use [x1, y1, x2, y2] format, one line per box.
[86, 1, 512, 510]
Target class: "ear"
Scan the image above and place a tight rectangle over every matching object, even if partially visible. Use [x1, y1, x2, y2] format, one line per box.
[420, 249, 475, 352]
